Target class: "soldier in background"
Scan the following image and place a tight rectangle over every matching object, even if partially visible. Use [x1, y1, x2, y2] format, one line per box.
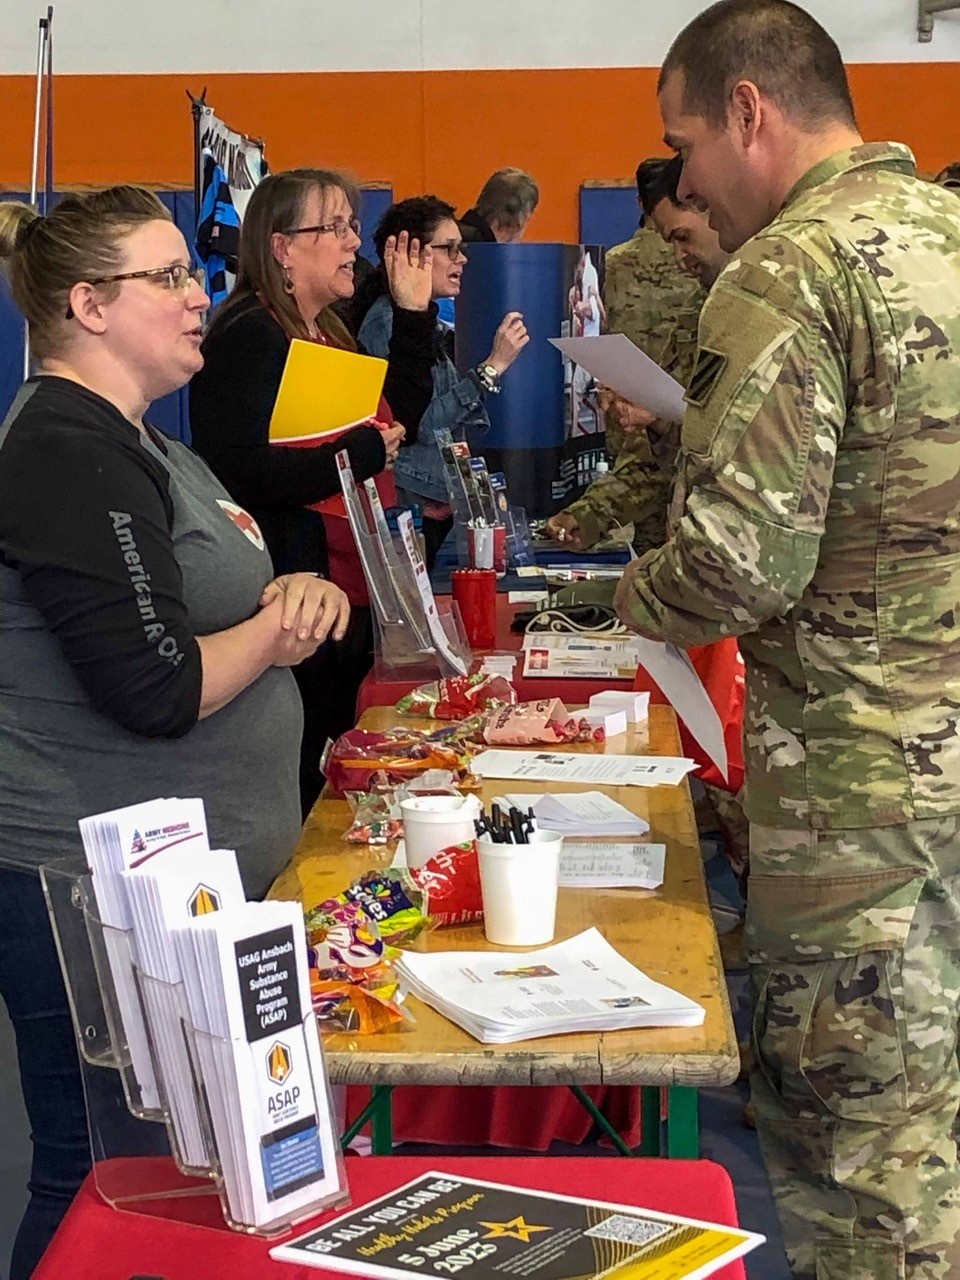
[547, 159, 722, 555]
[615, 2, 960, 1275]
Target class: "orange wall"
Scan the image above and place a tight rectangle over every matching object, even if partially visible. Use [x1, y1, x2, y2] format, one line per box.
[4, 63, 959, 241]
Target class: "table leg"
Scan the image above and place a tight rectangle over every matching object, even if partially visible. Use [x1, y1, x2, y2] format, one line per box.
[340, 1085, 395, 1153]
[665, 1086, 699, 1158]
[567, 1085, 636, 1156]
[371, 1085, 394, 1154]
[638, 1087, 661, 1156]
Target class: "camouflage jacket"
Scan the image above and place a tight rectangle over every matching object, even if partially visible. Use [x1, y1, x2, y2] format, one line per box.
[564, 305, 701, 552]
[602, 226, 704, 456]
[614, 143, 960, 829]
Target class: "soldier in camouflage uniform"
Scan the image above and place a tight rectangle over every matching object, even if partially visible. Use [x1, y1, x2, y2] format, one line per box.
[615, 2, 960, 1276]
[548, 161, 707, 554]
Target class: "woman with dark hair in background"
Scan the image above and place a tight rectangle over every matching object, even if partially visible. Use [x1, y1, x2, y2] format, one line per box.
[190, 168, 436, 814]
[354, 195, 529, 567]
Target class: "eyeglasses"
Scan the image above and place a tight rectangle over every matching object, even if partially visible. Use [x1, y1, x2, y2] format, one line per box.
[284, 217, 361, 241]
[65, 263, 205, 319]
[430, 240, 467, 261]
[87, 263, 206, 290]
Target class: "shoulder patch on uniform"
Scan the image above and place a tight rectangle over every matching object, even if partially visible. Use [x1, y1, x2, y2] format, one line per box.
[685, 347, 727, 408]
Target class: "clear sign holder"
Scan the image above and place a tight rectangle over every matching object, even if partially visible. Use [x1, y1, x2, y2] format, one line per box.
[39, 855, 348, 1234]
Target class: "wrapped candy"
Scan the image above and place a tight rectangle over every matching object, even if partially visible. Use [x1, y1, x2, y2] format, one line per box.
[305, 898, 413, 1035]
[342, 790, 403, 844]
[396, 673, 517, 720]
[409, 841, 484, 927]
[340, 868, 432, 947]
[481, 699, 606, 746]
[323, 728, 478, 796]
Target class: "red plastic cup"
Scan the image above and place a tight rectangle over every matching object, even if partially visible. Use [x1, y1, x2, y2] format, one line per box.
[451, 568, 497, 650]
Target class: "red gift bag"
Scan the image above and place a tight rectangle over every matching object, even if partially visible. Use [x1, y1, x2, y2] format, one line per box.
[633, 638, 744, 793]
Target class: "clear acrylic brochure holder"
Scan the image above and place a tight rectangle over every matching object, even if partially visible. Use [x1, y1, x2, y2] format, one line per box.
[40, 854, 348, 1234]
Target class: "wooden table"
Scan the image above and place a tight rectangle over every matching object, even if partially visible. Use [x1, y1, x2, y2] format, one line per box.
[270, 704, 738, 1158]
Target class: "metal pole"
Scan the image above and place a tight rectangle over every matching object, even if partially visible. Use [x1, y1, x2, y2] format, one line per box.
[919, 0, 960, 41]
[25, 15, 50, 377]
[44, 7, 54, 213]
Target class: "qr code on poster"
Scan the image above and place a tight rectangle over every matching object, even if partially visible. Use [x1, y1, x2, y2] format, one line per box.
[585, 1215, 673, 1247]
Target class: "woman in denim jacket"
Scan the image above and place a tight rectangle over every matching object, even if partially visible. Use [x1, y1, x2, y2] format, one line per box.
[356, 196, 528, 567]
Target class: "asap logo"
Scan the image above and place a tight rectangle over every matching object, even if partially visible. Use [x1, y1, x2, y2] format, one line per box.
[266, 1041, 300, 1115]
[188, 884, 221, 917]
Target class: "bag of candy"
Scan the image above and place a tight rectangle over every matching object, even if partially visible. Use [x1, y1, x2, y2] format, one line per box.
[396, 673, 517, 720]
[408, 840, 484, 927]
[481, 699, 605, 745]
[305, 897, 414, 1035]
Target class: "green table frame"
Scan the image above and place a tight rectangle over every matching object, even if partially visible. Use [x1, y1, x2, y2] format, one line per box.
[340, 1083, 700, 1158]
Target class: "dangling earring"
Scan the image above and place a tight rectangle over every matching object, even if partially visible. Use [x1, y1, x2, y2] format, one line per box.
[282, 265, 295, 294]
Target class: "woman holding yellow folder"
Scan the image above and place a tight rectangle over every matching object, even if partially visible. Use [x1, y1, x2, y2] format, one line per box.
[191, 168, 436, 815]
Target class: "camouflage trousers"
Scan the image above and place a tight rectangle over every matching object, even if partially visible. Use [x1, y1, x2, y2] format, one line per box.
[746, 816, 960, 1280]
[701, 783, 750, 893]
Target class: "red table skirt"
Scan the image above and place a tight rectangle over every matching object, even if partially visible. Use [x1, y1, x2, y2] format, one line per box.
[346, 1084, 641, 1150]
[35, 1154, 747, 1280]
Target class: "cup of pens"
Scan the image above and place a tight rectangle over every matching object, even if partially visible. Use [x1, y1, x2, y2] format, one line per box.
[475, 804, 563, 947]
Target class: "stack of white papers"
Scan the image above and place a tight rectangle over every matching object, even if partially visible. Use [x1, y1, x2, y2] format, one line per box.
[558, 842, 666, 889]
[497, 791, 649, 837]
[395, 928, 704, 1043]
[471, 750, 696, 788]
[589, 690, 650, 724]
[174, 901, 343, 1229]
[122, 845, 245, 1168]
[79, 797, 210, 1111]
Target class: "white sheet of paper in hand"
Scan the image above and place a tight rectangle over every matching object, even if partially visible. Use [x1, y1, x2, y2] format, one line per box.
[550, 333, 687, 423]
[633, 637, 729, 781]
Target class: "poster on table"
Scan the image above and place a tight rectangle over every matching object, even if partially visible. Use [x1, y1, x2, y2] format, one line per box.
[270, 1171, 763, 1279]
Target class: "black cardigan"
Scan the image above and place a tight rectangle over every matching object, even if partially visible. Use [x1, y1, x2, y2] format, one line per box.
[189, 296, 435, 577]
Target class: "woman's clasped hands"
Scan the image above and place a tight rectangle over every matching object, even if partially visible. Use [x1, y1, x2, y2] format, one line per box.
[259, 573, 351, 664]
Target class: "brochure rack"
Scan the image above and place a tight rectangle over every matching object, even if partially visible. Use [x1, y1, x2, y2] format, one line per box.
[40, 855, 348, 1233]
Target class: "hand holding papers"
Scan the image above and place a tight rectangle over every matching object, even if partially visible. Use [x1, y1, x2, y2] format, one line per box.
[269, 340, 387, 444]
[550, 333, 687, 424]
[394, 928, 704, 1043]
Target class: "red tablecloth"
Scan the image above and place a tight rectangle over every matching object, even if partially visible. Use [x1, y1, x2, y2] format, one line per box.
[345, 1084, 641, 1151]
[35, 1155, 748, 1279]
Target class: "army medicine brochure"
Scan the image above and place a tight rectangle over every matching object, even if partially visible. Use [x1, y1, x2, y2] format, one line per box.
[270, 1171, 764, 1279]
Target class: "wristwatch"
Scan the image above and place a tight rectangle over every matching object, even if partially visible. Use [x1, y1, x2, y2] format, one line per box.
[473, 363, 502, 394]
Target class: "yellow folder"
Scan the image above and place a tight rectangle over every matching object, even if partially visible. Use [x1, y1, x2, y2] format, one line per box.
[267, 338, 388, 444]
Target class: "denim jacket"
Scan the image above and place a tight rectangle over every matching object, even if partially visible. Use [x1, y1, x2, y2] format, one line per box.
[358, 294, 490, 502]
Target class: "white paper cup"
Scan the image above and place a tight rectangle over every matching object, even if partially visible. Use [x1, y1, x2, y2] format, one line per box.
[400, 794, 482, 870]
[477, 829, 562, 946]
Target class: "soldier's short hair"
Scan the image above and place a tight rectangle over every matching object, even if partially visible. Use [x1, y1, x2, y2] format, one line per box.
[639, 157, 684, 220]
[659, 0, 856, 131]
[474, 169, 539, 230]
[635, 158, 669, 206]
[935, 163, 960, 191]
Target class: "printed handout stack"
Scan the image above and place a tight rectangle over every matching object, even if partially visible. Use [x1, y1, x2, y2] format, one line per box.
[78, 798, 345, 1230]
[394, 928, 704, 1044]
[497, 790, 649, 837]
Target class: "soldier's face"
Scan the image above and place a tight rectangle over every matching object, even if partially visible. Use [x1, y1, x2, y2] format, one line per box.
[659, 70, 765, 253]
[648, 199, 728, 290]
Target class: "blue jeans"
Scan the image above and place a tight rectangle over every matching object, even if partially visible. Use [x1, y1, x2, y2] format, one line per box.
[0, 865, 91, 1279]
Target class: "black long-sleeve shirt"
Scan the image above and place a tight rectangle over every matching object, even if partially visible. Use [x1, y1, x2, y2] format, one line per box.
[189, 296, 436, 576]
[0, 376, 302, 894]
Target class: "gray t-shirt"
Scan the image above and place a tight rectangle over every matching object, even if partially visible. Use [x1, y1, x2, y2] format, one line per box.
[0, 377, 303, 898]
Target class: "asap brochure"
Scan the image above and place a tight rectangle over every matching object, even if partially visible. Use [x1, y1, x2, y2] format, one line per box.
[175, 900, 345, 1229]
